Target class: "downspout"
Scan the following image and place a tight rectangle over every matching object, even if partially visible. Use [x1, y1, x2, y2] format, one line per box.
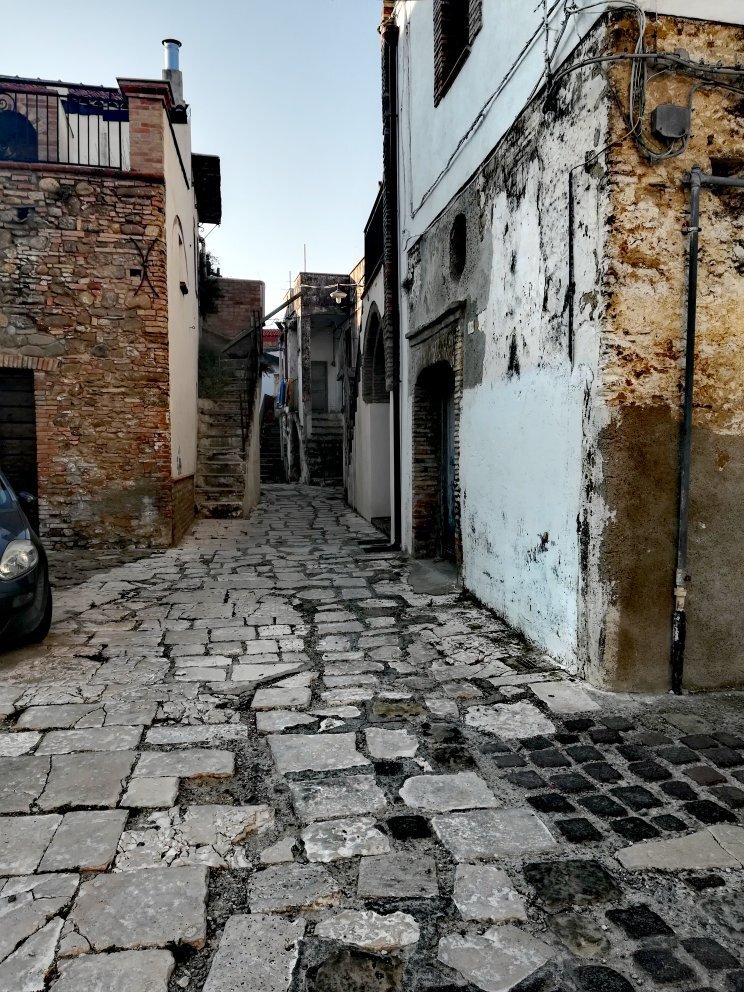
[672, 167, 744, 693]
[381, 15, 402, 550]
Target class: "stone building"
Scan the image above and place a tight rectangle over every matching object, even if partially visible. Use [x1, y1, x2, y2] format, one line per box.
[269, 272, 353, 486]
[0, 40, 221, 549]
[200, 277, 265, 354]
[354, 0, 744, 692]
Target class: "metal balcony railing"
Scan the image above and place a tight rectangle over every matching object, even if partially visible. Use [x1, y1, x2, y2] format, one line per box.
[0, 84, 129, 170]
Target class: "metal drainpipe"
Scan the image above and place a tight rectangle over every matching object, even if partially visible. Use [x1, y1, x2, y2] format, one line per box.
[672, 167, 744, 693]
[381, 16, 402, 550]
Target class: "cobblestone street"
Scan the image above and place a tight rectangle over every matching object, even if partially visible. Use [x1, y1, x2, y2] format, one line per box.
[0, 485, 742, 992]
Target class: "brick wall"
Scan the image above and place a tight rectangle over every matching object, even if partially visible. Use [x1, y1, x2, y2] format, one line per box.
[409, 306, 464, 563]
[0, 166, 173, 548]
[172, 474, 195, 544]
[201, 279, 264, 345]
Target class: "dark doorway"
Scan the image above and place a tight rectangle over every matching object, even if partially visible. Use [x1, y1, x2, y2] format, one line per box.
[0, 369, 38, 528]
[412, 361, 458, 561]
[311, 361, 328, 414]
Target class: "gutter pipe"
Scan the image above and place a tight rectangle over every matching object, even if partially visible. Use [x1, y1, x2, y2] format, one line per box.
[672, 166, 744, 693]
[381, 16, 402, 550]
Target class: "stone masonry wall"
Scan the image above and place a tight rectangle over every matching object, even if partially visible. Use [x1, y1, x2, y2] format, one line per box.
[0, 166, 173, 548]
[595, 16, 744, 691]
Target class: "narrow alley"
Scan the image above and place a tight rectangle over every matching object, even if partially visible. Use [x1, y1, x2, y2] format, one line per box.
[0, 485, 742, 992]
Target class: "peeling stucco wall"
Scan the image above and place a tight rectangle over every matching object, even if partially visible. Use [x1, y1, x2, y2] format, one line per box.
[597, 16, 744, 690]
[403, 27, 611, 670]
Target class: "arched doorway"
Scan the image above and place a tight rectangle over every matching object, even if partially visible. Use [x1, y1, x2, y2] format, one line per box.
[412, 361, 458, 561]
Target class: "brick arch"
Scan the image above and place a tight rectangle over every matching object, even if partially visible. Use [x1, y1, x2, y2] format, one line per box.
[362, 305, 388, 404]
[0, 353, 60, 372]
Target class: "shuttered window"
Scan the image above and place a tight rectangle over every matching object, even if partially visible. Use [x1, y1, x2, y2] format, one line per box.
[433, 0, 483, 105]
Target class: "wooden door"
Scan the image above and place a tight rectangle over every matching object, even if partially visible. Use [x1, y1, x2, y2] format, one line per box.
[311, 361, 328, 414]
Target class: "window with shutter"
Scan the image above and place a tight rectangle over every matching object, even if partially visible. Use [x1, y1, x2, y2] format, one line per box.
[433, 0, 483, 105]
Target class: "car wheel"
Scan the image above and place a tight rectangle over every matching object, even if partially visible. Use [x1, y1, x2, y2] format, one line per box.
[26, 581, 52, 644]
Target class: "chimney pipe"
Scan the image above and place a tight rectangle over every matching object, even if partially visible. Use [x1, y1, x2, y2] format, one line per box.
[162, 39, 181, 71]
[161, 39, 185, 108]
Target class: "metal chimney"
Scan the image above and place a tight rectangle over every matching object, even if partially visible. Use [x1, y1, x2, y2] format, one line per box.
[162, 39, 181, 71]
[161, 39, 185, 108]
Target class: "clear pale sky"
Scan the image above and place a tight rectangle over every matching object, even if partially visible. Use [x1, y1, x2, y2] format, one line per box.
[2, 0, 384, 313]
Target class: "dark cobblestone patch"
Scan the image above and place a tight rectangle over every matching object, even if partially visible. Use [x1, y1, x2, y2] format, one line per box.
[507, 770, 547, 790]
[521, 736, 555, 751]
[386, 814, 431, 840]
[660, 780, 698, 801]
[555, 818, 603, 843]
[565, 745, 604, 764]
[651, 813, 687, 831]
[710, 785, 744, 809]
[528, 793, 576, 814]
[686, 874, 726, 891]
[681, 735, 719, 750]
[549, 773, 593, 793]
[703, 747, 744, 769]
[523, 860, 620, 912]
[579, 794, 627, 819]
[584, 761, 622, 783]
[610, 817, 660, 842]
[573, 965, 634, 992]
[655, 745, 698, 765]
[628, 760, 672, 782]
[684, 799, 737, 825]
[532, 748, 571, 769]
[601, 717, 634, 731]
[632, 948, 696, 983]
[681, 937, 739, 970]
[606, 904, 673, 939]
[611, 785, 661, 811]
[686, 765, 727, 786]
[565, 719, 595, 733]
[588, 728, 622, 744]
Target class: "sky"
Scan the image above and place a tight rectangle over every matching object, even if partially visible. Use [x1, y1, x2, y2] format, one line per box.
[2, 0, 384, 314]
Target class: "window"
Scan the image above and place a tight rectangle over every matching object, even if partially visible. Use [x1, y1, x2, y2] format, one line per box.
[433, 0, 483, 105]
[0, 111, 38, 163]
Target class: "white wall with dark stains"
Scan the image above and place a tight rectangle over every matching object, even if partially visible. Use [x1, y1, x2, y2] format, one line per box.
[399, 15, 612, 670]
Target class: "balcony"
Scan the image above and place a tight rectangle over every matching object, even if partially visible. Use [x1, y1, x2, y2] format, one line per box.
[0, 80, 130, 170]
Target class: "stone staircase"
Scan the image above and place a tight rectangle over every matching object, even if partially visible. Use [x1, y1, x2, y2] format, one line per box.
[196, 360, 247, 518]
[260, 410, 285, 484]
[307, 413, 344, 486]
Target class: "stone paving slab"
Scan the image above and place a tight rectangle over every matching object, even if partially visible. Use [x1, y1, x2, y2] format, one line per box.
[439, 924, 554, 992]
[0, 815, 62, 875]
[289, 775, 388, 822]
[50, 949, 175, 992]
[315, 910, 420, 953]
[0, 732, 41, 756]
[38, 751, 137, 810]
[399, 772, 499, 812]
[248, 863, 340, 912]
[61, 865, 209, 953]
[357, 852, 439, 898]
[133, 749, 234, 779]
[268, 732, 370, 774]
[0, 874, 79, 964]
[36, 726, 143, 754]
[203, 915, 305, 992]
[0, 916, 63, 992]
[301, 817, 390, 862]
[432, 808, 558, 860]
[39, 809, 128, 872]
[0, 755, 50, 813]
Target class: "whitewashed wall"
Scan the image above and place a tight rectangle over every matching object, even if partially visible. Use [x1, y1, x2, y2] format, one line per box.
[350, 269, 392, 523]
[164, 114, 199, 481]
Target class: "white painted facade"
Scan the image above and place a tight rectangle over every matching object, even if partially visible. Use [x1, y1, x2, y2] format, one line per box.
[393, 0, 744, 669]
[349, 267, 392, 523]
[163, 113, 199, 481]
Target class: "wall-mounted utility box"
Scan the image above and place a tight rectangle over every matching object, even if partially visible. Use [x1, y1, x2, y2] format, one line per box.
[651, 104, 691, 140]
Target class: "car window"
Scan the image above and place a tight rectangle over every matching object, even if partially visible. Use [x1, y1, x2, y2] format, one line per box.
[0, 476, 14, 510]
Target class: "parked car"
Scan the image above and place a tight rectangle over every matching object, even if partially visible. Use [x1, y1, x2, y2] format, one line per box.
[0, 468, 52, 647]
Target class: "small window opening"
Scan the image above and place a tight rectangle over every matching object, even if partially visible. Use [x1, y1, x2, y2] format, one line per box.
[450, 214, 467, 280]
[434, 0, 483, 105]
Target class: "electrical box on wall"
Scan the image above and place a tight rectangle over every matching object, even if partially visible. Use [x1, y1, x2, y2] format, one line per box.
[651, 104, 691, 140]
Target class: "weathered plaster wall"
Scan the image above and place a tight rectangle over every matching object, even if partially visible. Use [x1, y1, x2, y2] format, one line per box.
[395, 1, 744, 245]
[0, 167, 172, 547]
[596, 16, 744, 690]
[350, 269, 392, 523]
[402, 29, 610, 668]
[164, 117, 199, 484]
